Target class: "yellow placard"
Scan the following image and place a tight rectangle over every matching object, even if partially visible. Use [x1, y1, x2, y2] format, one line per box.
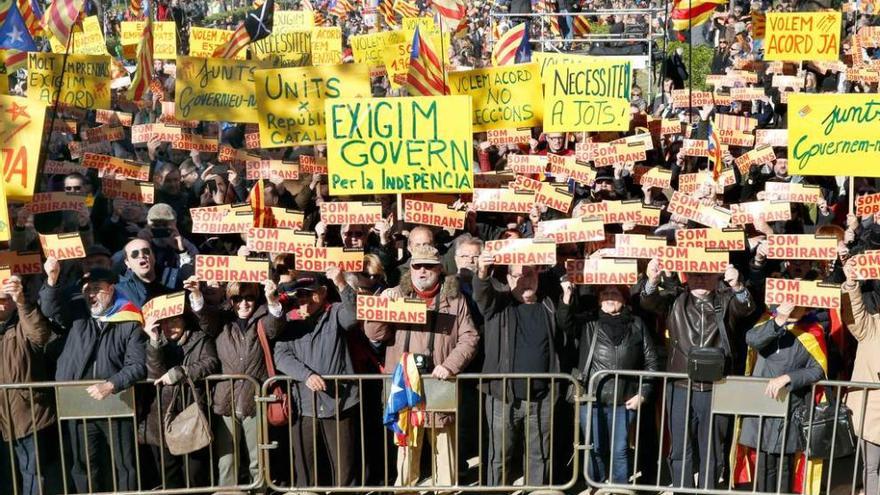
[95, 109, 133, 127]
[566, 258, 638, 285]
[24, 192, 86, 215]
[82, 153, 150, 181]
[675, 228, 746, 251]
[484, 238, 557, 265]
[448, 64, 543, 131]
[667, 191, 732, 229]
[85, 125, 124, 143]
[131, 123, 181, 144]
[730, 200, 792, 225]
[403, 199, 466, 230]
[535, 53, 631, 132]
[356, 295, 427, 324]
[765, 278, 841, 309]
[612, 233, 667, 258]
[326, 96, 473, 195]
[0, 186, 9, 242]
[763, 182, 823, 203]
[766, 234, 837, 260]
[319, 201, 383, 225]
[0, 95, 46, 201]
[195, 255, 269, 283]
[244, 159, 300, 181]
[245, 227, 314, 253]
[188, 27, 246, 59]
[299, 154, 328, 174]
[255, 64, 371, 147]
[43, 160, 86, 176]
[472, 188, 535, 213]
[311, 27, 342, 65]
[292, 245, 365, 272]
[121, 21, 178, 59]
[856, 192, 880, 218]
[0, 251, 42, 275]
[576, 199, 644, 225]
[636, 166, 673, 189]
[270, 207, 305, 230]
[657, 246, 729, 273]
[851, 251, 880, 280]
[734, 145, 776, 175]
[764, 12, 841, 61]
[382, 33, 448, 89]
[274, 10, 315, 31]
[535, 182, 573, 213]
[788, 93, 880, 176]
[171, 132, 219, 153]
[142, 292, 186, 321]
[548, 155, 596, 186]
[350, 31, 404, 68]
[507, 154, 548, 175]
[175, 56, 262, 123]
[252, 30, 312, 67]
[535, 217, 604, 244]
[74, 16, 106, 55]
[401, 17, 436, 33]
[101, 179, 155, 204]
[487, 128, 532, 146]
[39, 233, 85, 260]
[27, 53, 111, 110]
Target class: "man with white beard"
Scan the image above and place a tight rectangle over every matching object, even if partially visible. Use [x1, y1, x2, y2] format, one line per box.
[364, 245, 479, 490]
[40, 257, 146, 493]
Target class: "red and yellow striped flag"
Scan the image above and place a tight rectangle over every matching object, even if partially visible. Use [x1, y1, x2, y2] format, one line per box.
[129, 0, 142, 19]
[0, 49, 27, 71]
[19, 0, 42, 36]
[393, 0, 419, 18]
[405, 27, 448, 96]
[212, 23, 250, 59]
[492, 22, 526, 67]
[128, 17, 153, 101]
[670, 0, 726, 32]
[572, 15, 590, 37]
[43, 0, 83, 46]
[431, 0, 465, 32]
[751, 12, 765, 39]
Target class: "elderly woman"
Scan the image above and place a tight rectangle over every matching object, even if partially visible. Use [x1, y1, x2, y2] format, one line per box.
[142, 314, 218, 489]
[572, 284, 658, 485]
[183, 276, 284, 489]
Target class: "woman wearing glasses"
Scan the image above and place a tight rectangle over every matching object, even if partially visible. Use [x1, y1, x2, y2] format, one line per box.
[183, 276, 284, 490]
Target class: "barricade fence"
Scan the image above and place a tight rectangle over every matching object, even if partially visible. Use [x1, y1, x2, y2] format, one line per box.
[1, 371, 875, 495]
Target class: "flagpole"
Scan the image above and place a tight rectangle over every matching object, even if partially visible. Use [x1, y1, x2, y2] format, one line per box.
[37, 26, 77, 192]
[437, 12, 448, 95]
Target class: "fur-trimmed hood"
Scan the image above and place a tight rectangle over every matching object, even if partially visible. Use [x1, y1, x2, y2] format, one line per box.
[396, 270, 461, 300]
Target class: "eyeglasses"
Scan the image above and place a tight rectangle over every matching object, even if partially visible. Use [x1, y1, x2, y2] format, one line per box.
[231, 295, 258, 304]
[128, 247, 152, 259]
[65, 185, 82, 192]
[456, 254, 480, 260]
[412, 263, 439, 271]
[344, 230, 366, 238]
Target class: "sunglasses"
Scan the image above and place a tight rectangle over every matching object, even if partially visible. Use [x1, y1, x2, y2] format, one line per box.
[65, 185, 82, 192]
[293, 289, 316, 299]
[411, 263, 439, 271]
[231, 295, 258, 303]
[344, 230, 366, 238]
[128, 247, 152, 259]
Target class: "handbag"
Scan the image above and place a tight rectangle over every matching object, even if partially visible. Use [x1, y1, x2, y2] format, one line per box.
[686, 298, 730, 383]
[566, 325, 599, 404]
[257, 320, 292, 427]
[164, 377, 212, 456]
[797, 401, 857, 459]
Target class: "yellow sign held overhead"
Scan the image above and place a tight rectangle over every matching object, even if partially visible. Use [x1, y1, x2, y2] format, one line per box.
[175, 56, 263, 123]
[27, 53, 111, 110]
[764, 12, 841, 61]
[121, 21, 178, 59]
[189, 27, 247, 59]
[0, 94, 46, 201]
[448, 64, 543, 132]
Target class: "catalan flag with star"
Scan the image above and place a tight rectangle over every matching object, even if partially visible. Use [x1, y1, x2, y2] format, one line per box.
[0, 0, 37, 71]
[405, 26, 449, 96]
[212, 0, 274, 59]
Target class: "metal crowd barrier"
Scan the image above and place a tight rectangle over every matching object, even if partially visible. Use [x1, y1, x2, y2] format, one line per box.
[582, 369, 880, 495]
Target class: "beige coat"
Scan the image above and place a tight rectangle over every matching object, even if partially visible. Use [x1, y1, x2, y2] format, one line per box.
[843, 284, 880, 444]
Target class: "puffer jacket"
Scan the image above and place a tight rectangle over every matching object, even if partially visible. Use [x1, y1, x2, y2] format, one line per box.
[0, 304, 56, 441]
[195, 304, 284, 418]
[641, 283, 754, 390]
[142, 329, 219, 446]
[575, 311, 659, 405]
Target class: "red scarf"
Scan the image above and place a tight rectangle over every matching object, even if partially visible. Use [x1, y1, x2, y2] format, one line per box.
[414, 284, 440, 301]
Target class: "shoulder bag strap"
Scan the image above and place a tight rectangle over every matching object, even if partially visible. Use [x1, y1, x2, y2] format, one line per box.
[713, 297, 732, 355]
[256, 320, 277, 378]
[583, 324, 600, 377]
[425, 292, 441, 358]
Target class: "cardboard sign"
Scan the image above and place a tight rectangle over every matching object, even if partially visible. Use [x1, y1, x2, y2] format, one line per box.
[507, 154, 548, 175]
[191, 207, 255, 234]
[487, 128, 532, 146]
[718, 128, 755, 147]
[763, 182, 823, 203]
[667, 191, 732, 229]
[26, 192, 87, 214]
[311, 27, 343, 65]
[299, 154, 328, 174]
[39, 233, 85, 260]
[195, 255, 269, 283]
[613, 233, 667, 258]
[681, 139, 710, 157]
[101, 179, 155, 204]
[188, 27, 246, 59]
[68, 140, 111, 160]
[319, 201, 383, 225]
[0, 251, 42, 275]
[730, 87, 767, 101]
[675, 228, 746, 251]
[535, 182, 573, 213]
[765, 278, 841, 309]
[647, 117, 682, 136]
[142, 292, 186, 321]
[292, 246, 364, 272]
[356, 295, 427, 324]
[670, 90, 715, 108]
[448, 64, 543, 131]
[576, 200, 645, 225]
[637, 166, 673, 189]
[548, 155, 596, 186]
[735, 145, 776, 175]
[472, 188, 535, 213]
[95, 109, 133, 127]
[84, 125, 124, 144]
[856, 192, 880, 218]
[765, 13, 841, 61]
[474, 171, 515, 189]
[730, 200, 792, 225]
[657, 246, 729, 273]
[245, 160, 300, 181]
[131, 123, 182, 144]
[269, 207, 305, 230]
[43, 160, 86, 176]
[535, 217, 605, 244]
[175, 56, 262, 123]
[484, 238, 556, 265]
[0, 95, 47, 201]
[171, 132, 220, 152]
[252, 30, 312, 67]
[766, 234, 838, 260]
[255, 64, 371, 147]
[326, 96, 473, 195]
[82, 153, 150, 181]
[403, 200, 466, 230]
[851, 250, 880, 280]
[246, 228, 314, 253]
[534, 53, 632, 132]
[788, 94, 880, 176]
[121, 21, 177, 59]
[566, 258, 638, 285]
[27, 53, 111, 109]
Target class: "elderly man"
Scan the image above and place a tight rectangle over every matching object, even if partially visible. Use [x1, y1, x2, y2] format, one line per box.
[41, 258, 146, 493]
[641, 259, 754, 489]
[364, 245, 479, 489]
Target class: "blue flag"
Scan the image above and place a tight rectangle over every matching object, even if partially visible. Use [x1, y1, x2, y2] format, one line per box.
[0, 2, 37, 52]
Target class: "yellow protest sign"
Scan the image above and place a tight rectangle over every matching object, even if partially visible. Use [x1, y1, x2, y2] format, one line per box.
[252, 31, 312, 67]
[320, 201, 383, 225]
[667, 191, 732, 229]
[357, 295, 427, 324]
[27, 53, 111, 109]
[0, 251, 41, 275]
[326, 96, 474, 195]
[191, 206, 254, 234]
[765, 278, 841, 309]
[350, 32, 395, 68]
[534, 52, 632, 132]
[244, 159, 300, 181]
[175, 56, 262, 123]
[270, 207, 305, 229]
[188, 27, 246, 59]
[293, 245, 365, 272]
[612, 233, 667, 258]
[245, 227, 314, 252]
[851, 250, 880, 280]
[121, 21, 177, 59]
[71, 16, 106, 55]
[403, 199, 466, 230]
[507, 154, 547, 175]
[448, 64, 542, 131]
[101, 179, 155, 204]
[657, 246, 729, 273]
[39, 233, 85, 260]
[487, 128, 532, 146]
[566, 258, 638, 285]
[255, 64, 371, 147]
[535, 217, 605, 244]
[142, 292, 186, 321]
[472, 188, 535, 213]
[402, 17, 436, 33]
[273, 10, 315, 31]
[763, 182, 823, 203]
[311, 27, 342, 65]
[195, 255, 269, 283]
[788, 93, 880, 176]
[0, 95, 46, 201]
[764, 12, 841, 61]
[675, 228, 746, 251]
[484, 238, 557, 265]
[730, 200, 792, 225]
[857, 192, 880, 218]
[25, 192, 87, 214]
[766, 234, 837, 260]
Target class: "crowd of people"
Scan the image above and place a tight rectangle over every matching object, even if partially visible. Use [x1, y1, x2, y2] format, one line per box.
[4, 0, 880, 494]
